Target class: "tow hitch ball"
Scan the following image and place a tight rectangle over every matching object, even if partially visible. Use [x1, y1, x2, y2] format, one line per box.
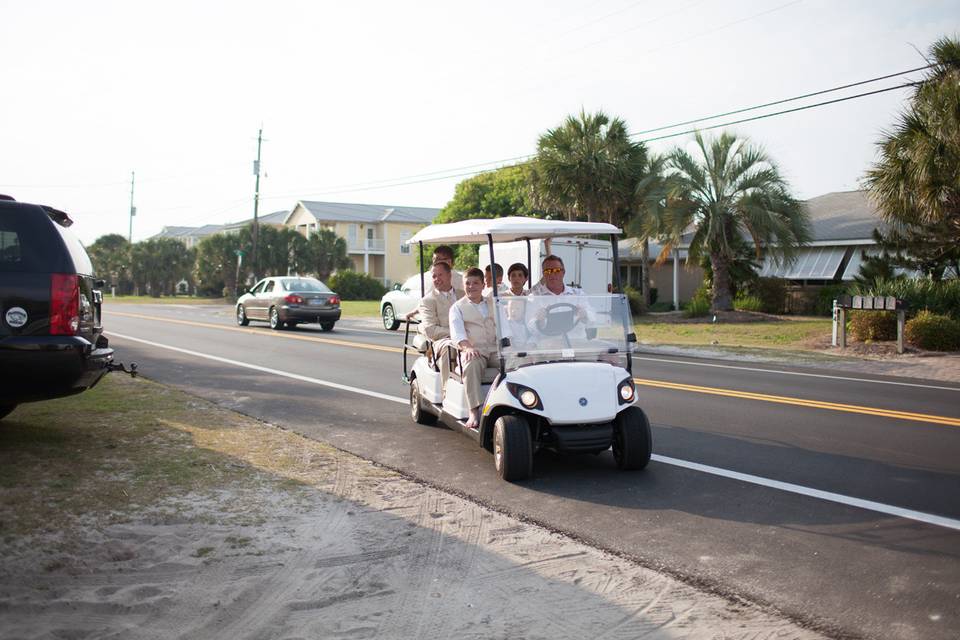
[107, 362, 138, 378]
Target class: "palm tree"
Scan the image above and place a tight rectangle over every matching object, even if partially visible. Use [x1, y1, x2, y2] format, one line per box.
[660, 131, 811, 311]
[864, 36, 960, 278]
[532, 110, 647, 224]
[625, 153, 670, 305]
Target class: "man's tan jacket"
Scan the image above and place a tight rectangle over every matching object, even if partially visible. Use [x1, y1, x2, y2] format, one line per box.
[418, 286, 464, 341]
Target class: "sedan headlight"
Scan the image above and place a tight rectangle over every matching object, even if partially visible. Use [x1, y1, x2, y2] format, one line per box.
[507, 383, 543, 410]
[618, 378, 636, 404]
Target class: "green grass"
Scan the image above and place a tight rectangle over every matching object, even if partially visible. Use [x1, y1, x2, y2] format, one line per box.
[0, 377, 258, 536]
[633, 317, 831, 350]
[339, 300, 380, 318]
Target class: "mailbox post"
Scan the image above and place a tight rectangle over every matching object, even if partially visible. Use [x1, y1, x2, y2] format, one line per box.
[833, 295, 907, 354]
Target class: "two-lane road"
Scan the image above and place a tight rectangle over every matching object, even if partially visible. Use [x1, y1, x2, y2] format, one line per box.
[104, 303, 960, 640]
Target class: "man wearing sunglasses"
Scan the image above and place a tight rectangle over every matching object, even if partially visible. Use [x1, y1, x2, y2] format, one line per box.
[528, 254, 595, 331]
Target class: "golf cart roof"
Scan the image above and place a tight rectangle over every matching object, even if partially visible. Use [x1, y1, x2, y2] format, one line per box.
[407, 216, 621, 245]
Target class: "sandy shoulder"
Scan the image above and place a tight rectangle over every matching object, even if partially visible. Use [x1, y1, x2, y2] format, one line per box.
[0, 376, 827, 640]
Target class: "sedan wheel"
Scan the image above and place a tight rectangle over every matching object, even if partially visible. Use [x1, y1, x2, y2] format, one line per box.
[236, 305, 249, 326]
[382, 304, 400, 331]
[269, 307, 284, 330]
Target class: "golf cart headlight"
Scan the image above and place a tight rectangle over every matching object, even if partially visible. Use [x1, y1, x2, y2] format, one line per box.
[519, 389, 538, 408]
[507, 383, 543, 410]
[618, 379, 636, 404]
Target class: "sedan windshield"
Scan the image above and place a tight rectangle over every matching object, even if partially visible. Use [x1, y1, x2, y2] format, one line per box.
[281, 278, 331, 293]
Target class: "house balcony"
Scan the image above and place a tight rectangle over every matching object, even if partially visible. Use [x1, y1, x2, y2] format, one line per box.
[347, 238, 385, 253]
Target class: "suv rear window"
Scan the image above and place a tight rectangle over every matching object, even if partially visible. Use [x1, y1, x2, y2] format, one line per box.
[0, 229, 21, 266]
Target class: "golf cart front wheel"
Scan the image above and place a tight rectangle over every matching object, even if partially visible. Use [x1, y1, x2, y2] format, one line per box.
[410, 379, 437, 425]
[493, 415, 533, 481]
[612, 406, 652, 470]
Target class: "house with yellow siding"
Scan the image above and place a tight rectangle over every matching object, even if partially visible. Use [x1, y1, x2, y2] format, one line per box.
[284, 201, 439, 287]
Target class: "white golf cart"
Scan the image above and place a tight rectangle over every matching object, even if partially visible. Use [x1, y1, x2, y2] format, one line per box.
[403, 217, 651, 482]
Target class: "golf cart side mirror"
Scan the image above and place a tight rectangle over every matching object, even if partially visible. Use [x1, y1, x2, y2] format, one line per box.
[393, 283, 402, 290]
[94, 278, 106, 288]
[627, 332, 637, 343]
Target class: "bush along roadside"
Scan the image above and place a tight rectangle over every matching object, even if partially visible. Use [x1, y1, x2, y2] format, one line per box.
[905, 311, 960, 351]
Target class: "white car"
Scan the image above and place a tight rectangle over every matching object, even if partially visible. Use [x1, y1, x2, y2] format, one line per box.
[380, 273, 424, 330]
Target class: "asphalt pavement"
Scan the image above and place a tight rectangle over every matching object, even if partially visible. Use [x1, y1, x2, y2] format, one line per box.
[103, 303, 960, 640]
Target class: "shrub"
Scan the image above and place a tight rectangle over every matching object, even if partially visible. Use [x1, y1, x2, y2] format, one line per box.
[814, 283, 849, 317]
[734, 295, 764, 312]
[683, 285, 711, 318]
[745, 277, 787, 314]
[683, 297, 710, 318]
[847, 310, 897, 342]
[905, 310, 960, 351]
[623, 285, 645, 317]
[328, 270, 387, 300]
[648, 301, 674, 313]
[850, 278, 960, 321]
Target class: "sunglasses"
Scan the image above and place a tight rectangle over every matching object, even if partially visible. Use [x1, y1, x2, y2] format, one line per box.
[543, 267, 564, 275]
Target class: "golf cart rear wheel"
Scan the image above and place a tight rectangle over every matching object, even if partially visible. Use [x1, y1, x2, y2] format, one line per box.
[410, 379, 437, 425]
[613, 406, 652, 470]
[493, 415, 533, 481]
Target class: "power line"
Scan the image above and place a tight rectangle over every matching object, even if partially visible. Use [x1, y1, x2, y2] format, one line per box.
[639, 81, 919, 143]
[263, 68, 925, 198]
[631, 63, 933, 136]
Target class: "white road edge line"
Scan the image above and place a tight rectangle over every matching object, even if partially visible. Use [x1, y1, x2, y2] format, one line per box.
[110, 332, 407, 406]
[651, 454, 960, 531]
[111, 332, 960, 532]
[633, 355, 960, 392]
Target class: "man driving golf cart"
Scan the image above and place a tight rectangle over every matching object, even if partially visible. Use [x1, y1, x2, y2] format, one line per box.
[403, 217, 652, 482]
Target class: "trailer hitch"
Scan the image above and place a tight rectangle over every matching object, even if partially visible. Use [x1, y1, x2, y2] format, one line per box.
[107, 361, 138, 378]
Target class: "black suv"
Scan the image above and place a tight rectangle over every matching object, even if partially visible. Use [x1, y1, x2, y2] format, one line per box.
[0, 196, 115, 420]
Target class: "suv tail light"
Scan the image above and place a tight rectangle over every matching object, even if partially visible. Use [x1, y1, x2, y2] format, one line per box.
[50, 273, 80, 335]
[328, 295, 340, 305]
[284, 294, 304, 304]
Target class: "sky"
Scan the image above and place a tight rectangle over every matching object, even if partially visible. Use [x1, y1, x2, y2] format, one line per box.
[1, 0, 957, 246]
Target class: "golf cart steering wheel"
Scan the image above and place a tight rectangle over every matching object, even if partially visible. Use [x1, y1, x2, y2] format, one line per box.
[538, 302, 584, 336]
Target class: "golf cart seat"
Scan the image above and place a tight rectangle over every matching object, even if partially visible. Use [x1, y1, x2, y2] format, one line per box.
[449, 365, 499, 385]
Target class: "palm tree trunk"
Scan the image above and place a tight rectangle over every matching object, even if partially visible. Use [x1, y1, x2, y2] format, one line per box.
[710, 252, 734, 311]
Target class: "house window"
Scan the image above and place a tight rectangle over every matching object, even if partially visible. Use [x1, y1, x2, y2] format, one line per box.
[400, 230, 411, 254]
[347, 224, 358, 248]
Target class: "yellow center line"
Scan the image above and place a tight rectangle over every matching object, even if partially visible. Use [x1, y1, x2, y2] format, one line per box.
[634, 377, 960, 427]
[108, 311, 402, 354]
[108, 310, 959, 427]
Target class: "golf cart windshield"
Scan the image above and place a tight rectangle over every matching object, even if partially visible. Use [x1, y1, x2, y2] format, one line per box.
[495, 294, 633, 371]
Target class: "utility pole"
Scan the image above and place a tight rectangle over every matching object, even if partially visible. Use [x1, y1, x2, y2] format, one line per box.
[252, 128, 263, 281]
[128, 171, 136, 243]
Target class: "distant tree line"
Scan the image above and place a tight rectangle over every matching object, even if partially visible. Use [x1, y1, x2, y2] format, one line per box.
[87, 223, 350, 298]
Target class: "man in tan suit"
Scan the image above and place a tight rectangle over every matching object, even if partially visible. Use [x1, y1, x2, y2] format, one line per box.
[418, 261, 464, 388]
[449, 268, 499, 429]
